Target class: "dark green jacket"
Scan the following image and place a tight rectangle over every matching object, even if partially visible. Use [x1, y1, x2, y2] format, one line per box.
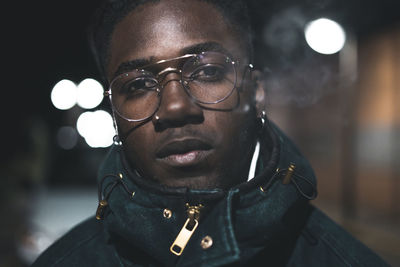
[32, 125, 388, 266]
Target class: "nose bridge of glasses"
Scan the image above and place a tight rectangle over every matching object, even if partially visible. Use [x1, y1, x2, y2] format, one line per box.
[156, 67, 197, 114]
[157, 67, 184, 87]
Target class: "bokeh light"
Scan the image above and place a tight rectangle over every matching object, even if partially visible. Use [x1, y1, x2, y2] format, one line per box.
[304, 18, 346, 54]
[76, 78, 104, 109]
[50, 79, 77, 110]
[56, 126, 78, 150]
[76, 110, 115, 148]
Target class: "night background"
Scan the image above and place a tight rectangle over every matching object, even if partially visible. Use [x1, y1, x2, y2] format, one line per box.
[2, 0, 400, 265]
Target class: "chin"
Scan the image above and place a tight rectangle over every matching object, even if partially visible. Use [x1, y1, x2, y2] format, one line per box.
[158, 172, 243, 190]
[153, 174, 221, 190]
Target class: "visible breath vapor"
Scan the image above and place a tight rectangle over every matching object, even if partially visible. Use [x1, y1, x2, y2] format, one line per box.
[259, 6, 339, 107]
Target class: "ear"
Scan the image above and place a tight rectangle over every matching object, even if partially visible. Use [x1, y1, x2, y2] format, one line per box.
[251, 70, 266, 117]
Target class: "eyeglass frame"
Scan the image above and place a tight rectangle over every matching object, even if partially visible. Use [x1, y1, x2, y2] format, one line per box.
[104, 51, 254, 122]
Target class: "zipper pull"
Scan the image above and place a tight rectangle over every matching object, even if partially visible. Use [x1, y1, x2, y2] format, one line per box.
[170, 203, 204, 256]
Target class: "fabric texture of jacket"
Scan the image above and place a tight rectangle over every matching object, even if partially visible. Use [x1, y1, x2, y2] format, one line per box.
[32, 124, 388, 266]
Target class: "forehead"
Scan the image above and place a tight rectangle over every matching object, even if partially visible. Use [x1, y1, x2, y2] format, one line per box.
[107, 0, 245, 78]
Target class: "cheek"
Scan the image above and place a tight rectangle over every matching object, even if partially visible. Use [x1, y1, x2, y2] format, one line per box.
[210, 108, 255, 146]
[118, 120, 156, 161]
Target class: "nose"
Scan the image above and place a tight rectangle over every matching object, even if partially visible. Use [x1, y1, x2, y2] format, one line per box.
[153, 73, 203, 129]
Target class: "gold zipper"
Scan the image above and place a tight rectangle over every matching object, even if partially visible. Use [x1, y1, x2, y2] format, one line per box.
[170, 203, 204, 256]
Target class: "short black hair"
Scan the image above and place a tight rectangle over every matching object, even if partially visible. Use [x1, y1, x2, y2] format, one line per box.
[87, 0, 254, 85]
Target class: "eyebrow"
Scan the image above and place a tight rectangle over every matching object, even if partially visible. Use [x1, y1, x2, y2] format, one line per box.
[180, 42, 234, 59]
[113, 42, 234, 78]
[113, 57, 154, 78]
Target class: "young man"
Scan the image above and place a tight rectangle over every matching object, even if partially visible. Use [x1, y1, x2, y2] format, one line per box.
[33, 0, 388, 266]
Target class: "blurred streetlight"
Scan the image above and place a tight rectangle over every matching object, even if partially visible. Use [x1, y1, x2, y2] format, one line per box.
[76, 78, 104, 109]
[305, 18, 346, 54]
[50, 79, 77, 110]
[76, 110, 115, 148]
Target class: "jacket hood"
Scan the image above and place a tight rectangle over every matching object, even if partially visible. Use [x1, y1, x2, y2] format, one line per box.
[96, 122, 317, 266]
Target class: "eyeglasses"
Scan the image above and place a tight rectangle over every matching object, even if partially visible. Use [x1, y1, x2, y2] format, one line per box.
[104, 51, 252, 122]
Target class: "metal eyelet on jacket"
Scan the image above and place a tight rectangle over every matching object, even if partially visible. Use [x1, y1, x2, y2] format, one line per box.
[200, 236, 213, 250]
[163, 209, 172, 219]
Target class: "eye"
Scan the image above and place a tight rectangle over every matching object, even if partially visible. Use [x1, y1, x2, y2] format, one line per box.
[190, 64, 225, 82]
[122, 77, 158, 96]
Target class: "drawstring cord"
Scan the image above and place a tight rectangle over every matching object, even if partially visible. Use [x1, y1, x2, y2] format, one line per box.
[95, 163, 317, 219]
[260, 164, 318, 200]
[290, 171, 318, 200]
[96, 173, 135, 220]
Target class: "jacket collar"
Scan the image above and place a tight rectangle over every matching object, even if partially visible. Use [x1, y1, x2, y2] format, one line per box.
[97, 123, 317, 266]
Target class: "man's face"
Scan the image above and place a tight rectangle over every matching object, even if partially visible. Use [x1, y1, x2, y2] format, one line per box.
[107, 0, 259, 189]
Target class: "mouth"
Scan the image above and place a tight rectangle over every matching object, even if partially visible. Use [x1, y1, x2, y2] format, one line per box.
[156, 139, 213, 167]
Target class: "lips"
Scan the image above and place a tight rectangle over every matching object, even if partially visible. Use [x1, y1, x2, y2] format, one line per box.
[156, 139, 213, 166]
[156, 139, 212, 158]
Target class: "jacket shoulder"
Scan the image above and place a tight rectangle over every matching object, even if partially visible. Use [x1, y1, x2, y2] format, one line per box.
[289, 207, 389, 267]
[31, 216, 119, 266]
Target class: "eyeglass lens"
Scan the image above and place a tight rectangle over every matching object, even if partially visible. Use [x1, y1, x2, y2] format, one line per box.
[109, 52, 237, 121]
